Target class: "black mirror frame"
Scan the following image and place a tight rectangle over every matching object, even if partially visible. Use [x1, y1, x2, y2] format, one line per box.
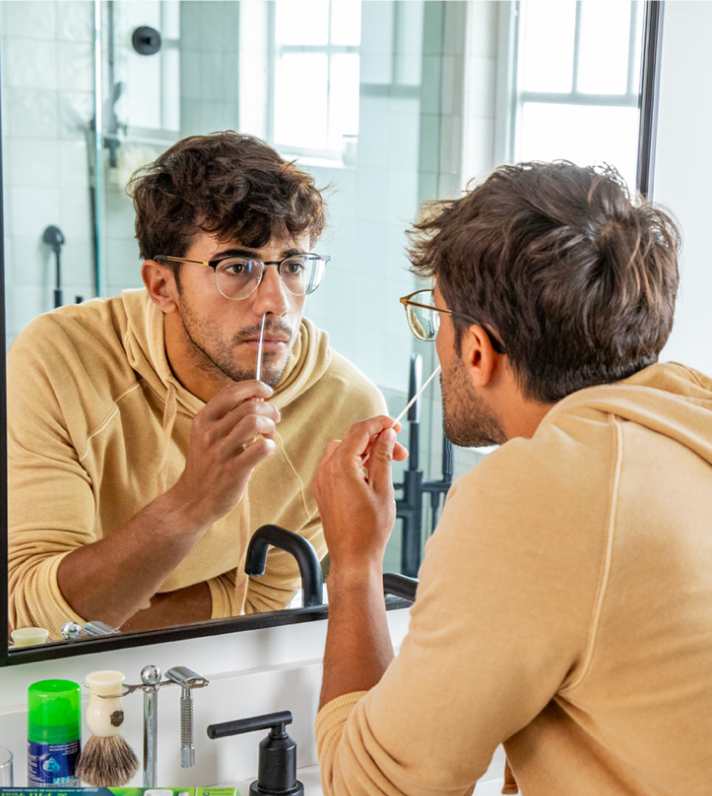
[0, 0, 665, 666]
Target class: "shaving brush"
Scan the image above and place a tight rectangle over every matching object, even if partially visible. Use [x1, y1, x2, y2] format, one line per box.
[76, 670, 139, 786]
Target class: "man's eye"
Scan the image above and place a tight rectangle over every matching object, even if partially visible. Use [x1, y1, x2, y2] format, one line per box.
[283, 259, 306, 274]
[221, 260, 251, 275]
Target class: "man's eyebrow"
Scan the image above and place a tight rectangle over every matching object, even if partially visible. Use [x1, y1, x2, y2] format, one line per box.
[211, 246, 308, 260]
[212, 247, 260, 259]
[280, 247, 306, 258]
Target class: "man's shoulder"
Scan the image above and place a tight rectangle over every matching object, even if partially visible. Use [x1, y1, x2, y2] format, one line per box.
[444, 408, 618, 531]
[8, 296, 136, 394]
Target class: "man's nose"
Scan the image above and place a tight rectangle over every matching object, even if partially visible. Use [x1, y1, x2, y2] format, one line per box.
[252, 264, 290, 317]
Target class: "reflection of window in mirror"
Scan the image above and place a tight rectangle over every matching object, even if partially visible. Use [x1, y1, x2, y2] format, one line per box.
[505, 0, 645, 190]
[272, 0, 361, 163]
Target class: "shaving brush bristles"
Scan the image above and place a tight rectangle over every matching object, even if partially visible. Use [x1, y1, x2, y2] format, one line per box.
[76, 733, 139, 786]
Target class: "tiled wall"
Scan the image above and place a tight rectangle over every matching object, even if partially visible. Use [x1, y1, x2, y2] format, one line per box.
[1, 0, 97, 346]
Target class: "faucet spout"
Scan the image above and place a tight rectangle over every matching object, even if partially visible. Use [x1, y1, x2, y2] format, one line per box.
[245, 525, 324, 607]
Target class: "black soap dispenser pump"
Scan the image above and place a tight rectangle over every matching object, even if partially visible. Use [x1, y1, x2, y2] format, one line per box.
[207, 710, 304, 796]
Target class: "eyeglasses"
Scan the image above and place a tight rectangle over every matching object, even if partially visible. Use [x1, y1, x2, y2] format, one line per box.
[154, 253, 329, 301]
[399, 289, 507, 354]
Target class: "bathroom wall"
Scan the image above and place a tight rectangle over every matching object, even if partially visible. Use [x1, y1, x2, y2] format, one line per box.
[654, 1, 712, 378]
[0, 610, 411, 787]
[0, 0, 97, 346]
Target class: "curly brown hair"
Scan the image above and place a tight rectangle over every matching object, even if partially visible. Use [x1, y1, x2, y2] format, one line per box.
[128, 131, 327, 267]
[408, 161, 680, 403]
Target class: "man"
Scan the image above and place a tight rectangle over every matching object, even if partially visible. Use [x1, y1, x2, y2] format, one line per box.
[8, 132, 384, 637]
[313, 162, 712, 794]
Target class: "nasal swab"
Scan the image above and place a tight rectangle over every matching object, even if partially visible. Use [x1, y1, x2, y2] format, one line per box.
[255, 314, 266, 382]
[362, 364, 441, 465]
[247, 315, 268, 450]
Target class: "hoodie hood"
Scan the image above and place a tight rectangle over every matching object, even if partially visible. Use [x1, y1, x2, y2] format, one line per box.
[545, 362, 712, 467]
[120, 287, 332, 494]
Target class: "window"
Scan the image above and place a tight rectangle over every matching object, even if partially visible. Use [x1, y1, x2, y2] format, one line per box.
[272, 0, 361, 161]
[511, 0, 644, 190]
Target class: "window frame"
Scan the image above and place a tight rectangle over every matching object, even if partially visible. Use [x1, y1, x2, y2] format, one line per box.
[503, 1, 645, 170]
[269, 1, 361, 163]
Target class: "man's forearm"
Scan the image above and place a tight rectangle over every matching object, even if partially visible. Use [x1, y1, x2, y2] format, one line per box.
[119, 581, 212, 631]
[57, 485, 211, 628]
[319, 564, 394, 709]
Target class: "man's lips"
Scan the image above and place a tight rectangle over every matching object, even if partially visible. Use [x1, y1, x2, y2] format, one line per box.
[243, 336, 289, 350]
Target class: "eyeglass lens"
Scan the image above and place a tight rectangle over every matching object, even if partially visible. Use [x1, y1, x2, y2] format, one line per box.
[406, 291, 440, 341]
[215, 255, 325, 300]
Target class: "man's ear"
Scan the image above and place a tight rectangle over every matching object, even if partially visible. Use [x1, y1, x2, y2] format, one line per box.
[142, 260, 179, 314]
[459, 324, 500, 388]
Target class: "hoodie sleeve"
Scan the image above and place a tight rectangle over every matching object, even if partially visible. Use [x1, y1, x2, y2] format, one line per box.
[315, 430, 614, 795]
[8, 328, 97, 638]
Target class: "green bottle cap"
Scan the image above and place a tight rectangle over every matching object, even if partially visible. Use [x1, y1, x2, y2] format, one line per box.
[28, 679, 81, 744]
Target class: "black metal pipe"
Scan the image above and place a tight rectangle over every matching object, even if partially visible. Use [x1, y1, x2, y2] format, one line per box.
[383, 573, 418, 603]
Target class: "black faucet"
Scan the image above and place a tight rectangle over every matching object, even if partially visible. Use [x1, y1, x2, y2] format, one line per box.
[245, 525, 324, 607]
[383, 573, 418, 603]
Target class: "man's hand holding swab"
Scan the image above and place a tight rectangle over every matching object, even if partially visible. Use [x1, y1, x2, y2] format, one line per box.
[362, 365, 441, 465]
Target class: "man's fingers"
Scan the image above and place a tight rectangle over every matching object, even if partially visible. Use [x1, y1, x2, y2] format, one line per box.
[367, 428, 397, 493]
[201, 380, 275, 422]
[339, 415, 399, 459]
[392, 442, 409, 462]
[223, 414, 277, 457]
[234, 435, 276, 469]
[319, 439, 342, 467]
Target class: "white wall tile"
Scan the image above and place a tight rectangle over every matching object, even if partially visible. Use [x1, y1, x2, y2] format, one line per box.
[466, 0, 498, 59]
[58, 41, 94, 92]
[356, 166, 388, 222]
[59, 139, 90, 189]
[7, 284, 50, 335]
[6, 236, 49, 288]
[10, 186, 61, 238]
[4, 137, 60, 189]
[356, 108, 390, 169]
[4, 87, 59, 139]
[3, 37, 58, 90]
[106, 236, 143, 288]
[122, 0, 161, 32]
[2, 1, 57, 41]
[58, 90, 94, 139]
[61, 235, 94, 286]
[387, 168, 419, 224]
[56, 1, 94, 43]
[462, 116, 495, 185]
[58, 187, 91, 237]
[464, 56, 496, 119]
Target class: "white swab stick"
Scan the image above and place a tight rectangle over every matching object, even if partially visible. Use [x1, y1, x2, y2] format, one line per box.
[362, 364, 441, 465]
[255, 314, 266, 382]
[391, 364, 441, 428]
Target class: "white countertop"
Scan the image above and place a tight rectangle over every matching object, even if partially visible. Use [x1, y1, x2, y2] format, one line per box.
[233, 745, 507, 795]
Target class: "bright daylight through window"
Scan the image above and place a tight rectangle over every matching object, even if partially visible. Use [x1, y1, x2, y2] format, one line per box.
[273, 0, 361, 162]
[513, 0, 644, 191]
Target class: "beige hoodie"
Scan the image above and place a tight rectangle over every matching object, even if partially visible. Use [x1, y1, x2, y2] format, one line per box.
[316, 362, 712, 796]
[8, 289, 385, 637]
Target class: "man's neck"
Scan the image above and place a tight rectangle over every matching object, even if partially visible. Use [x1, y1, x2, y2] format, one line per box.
[485, 362, 557, 441]
[501, 394, 556, 440]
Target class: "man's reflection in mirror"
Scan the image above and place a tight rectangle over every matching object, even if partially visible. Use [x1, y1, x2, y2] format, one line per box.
[8, 132, 385, 639]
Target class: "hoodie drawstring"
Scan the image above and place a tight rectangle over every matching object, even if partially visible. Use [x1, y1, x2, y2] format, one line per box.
[157, 381, 177, 495]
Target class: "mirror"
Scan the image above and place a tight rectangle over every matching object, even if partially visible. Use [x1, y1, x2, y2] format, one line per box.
[1, 0, 660, 662]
